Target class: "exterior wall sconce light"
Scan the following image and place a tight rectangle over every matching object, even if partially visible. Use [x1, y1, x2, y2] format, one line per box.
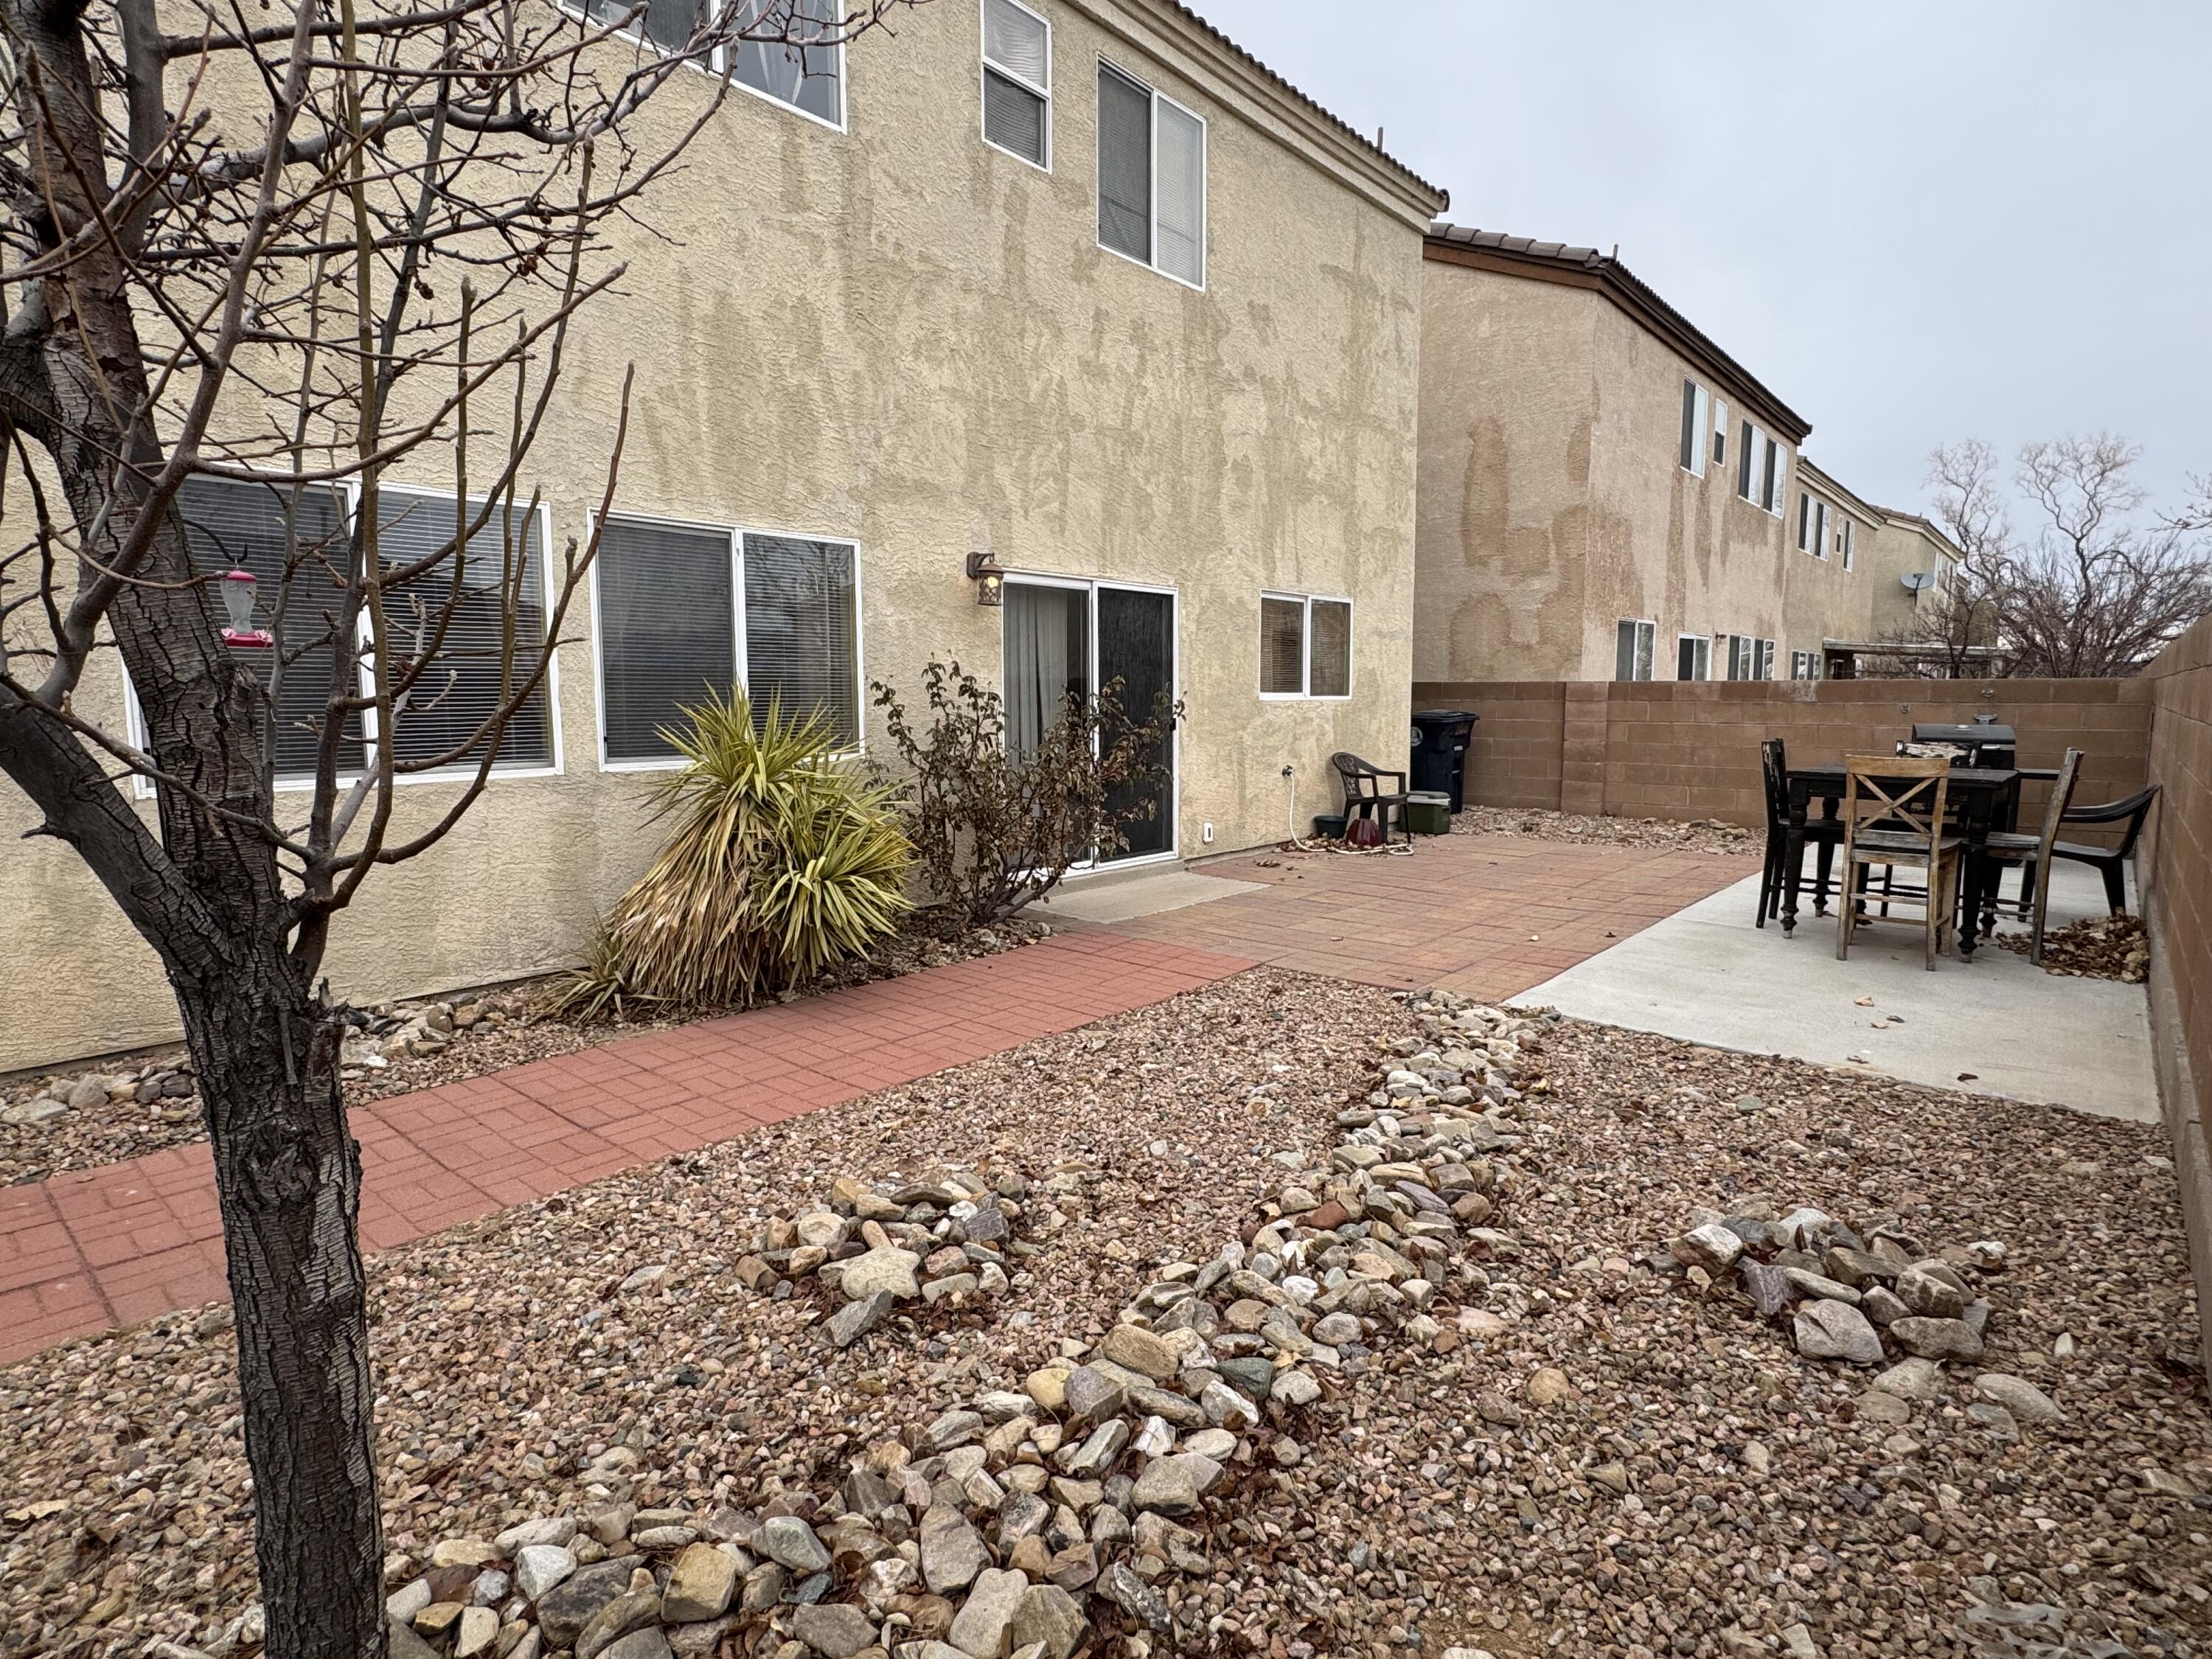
[965, 551, 1006, 607]
[218, 566, 274, 647]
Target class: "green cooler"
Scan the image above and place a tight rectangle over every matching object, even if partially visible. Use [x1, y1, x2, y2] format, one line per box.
[1405, 790, 1453, 835]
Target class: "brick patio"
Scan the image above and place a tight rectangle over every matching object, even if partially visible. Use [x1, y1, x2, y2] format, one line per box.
[0, 832, 1755, 1364]
[0, 931, 1248, 1364]
[1097, 832, 1761, 1001]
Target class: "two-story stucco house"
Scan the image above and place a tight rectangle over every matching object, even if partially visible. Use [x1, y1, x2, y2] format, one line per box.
[1413, 224, 1903, 697]
[0, 0, 1447, 1072]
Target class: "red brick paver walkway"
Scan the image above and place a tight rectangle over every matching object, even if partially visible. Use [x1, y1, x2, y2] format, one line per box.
[1096, 833, 1761, 1004]
[0, 931, 1250, 1364]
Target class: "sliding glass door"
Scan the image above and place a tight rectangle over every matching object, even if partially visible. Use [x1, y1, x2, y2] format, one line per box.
[1003, 577, 1178, 866]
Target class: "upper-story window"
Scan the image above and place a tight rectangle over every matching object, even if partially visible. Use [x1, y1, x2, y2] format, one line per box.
[1712, 400, 1729, 470]
[587, 0, 843, 126]
[1798, 491, 1830, 558]
[1613, 619, 1655, 682]
[981, 0, 1051, 168]
[1098, 62, 1206, 288]
[1737, 421, 1784, 516]
[1677, 380, 1709, 478]
[1840, 520, 1856, 571]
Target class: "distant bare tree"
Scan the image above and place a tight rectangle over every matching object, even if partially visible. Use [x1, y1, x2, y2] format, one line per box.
[1887, 436, 2211, 679]
[0, 1, 919, 1655]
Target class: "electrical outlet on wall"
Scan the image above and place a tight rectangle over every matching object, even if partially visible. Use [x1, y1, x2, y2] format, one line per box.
[1202, 822, 1214, 844]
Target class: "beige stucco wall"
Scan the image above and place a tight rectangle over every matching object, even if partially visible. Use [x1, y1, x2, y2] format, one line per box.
[1783, 473, 1882, 664]
[1863, 517, 1962, 641]
[1415, 254, 1875, 685]
[0, 0, 1437, 1074]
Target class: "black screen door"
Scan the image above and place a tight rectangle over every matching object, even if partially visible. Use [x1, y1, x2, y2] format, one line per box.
[1096, 585, 1175, 862]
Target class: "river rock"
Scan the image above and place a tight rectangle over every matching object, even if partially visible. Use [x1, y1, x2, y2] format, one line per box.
[1891, 1316, 1983, 1361]
[1792, 1298, 1882, 1365]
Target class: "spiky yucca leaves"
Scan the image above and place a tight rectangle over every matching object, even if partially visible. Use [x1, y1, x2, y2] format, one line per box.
[590, 691, 913, 1011]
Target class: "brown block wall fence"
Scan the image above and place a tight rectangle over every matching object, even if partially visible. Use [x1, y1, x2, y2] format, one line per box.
[1413, 678, 2153, 847]
[2138, 618, 2212, 1374]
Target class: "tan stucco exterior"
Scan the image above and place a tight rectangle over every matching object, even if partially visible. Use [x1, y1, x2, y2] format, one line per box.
[1862, 511, 1966, 642]
[0, 0, 1443, 1073]
[1416, 239, 1888, 688]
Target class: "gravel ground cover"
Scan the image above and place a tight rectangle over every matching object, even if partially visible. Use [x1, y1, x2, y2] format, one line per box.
[0, 921, 1046, 1187]
[4, 972, 2206, 1659]
[1450, 807, 1756, 856]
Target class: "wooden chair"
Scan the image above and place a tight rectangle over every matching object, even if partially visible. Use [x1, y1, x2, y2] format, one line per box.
[1978, 749, 2084, 964]
[1756, 738, 1843, 928]
[1329, 752, 1411, 845]
[1835, 754, 1964, 971]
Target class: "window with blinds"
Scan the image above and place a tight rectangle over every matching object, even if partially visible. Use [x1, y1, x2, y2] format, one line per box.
[1097, 62, 1206, 285]
[173, 475, 363, 782]
[596, 518, 736, 765]
[730, 0, 842, 125]
[1259, 596, 1305, 695]
[1309, 599, 1352, 698]
[742, 532, 860, 749]
[981, 0, 1050, 167]
[583, 0, 704, 54]
[375, 489, 554, 771]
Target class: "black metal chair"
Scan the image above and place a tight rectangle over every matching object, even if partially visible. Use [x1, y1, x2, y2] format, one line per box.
[2013, 784, 2159, 918]
[1329, 751, 1411, 845]
[1758, 737, 1843, 928]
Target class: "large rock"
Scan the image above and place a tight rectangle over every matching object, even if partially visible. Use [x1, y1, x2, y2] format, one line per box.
[661, 1544, 739, 1623]
[788, 1604, 877, 1659]
[1099, 1325, 1178, 1382]
[1062, 1366, 1127, 1423]
[756, 1516, 832, 1575]
[1896, 1260, 1970, 1319]
[599, 1632, 672, 1659]
[945, 1567, 1028, 1657]
[1975, 1372, 2062, 1423]
[826, 1293, 896, 1349]
[1061, 1419, 1130, 1478]
[536, 1560, 634, 1646]
[1130, 1453, 1219, 1515]
[1792, 1299, 1882, 1366]
[838, 1248, 920, 1301]
[514, 1544, 577, 1603]
[495, 1517, 578, 1553]
[919, 1504, 989, 1595]
[1669, 1223, 1742, 1272]
[1891, 1317, 1983, 1361]
[1097, 1563, 1170, 1633]
[1008, 1584, 1087, 1659]
[1871, 1357, 1947, 1401]
[575, 1591, 661, 1659]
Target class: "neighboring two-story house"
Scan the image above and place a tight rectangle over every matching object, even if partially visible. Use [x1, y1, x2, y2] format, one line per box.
[0, 0, 1447, 1072]
[1413, 223, 1909, 695]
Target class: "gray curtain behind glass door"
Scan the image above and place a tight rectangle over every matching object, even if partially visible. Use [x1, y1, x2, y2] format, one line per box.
[1004, 584, 1085, 754]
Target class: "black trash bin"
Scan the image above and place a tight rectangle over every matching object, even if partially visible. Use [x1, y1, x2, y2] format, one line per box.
[1410, 709, 1479, 813]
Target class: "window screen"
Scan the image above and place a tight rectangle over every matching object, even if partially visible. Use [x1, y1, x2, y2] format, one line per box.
[1764, 439, 1783, 513]
[731, 0, 841, 124]
[1259, 597, 1305, 694]
[1308, 599, 1352, 697]
[1712, 400, 1728, 467]
[375, 490, 553, 770]
[1098, 65, 1151, 263]
[1738, 422, 1756, 499]
[1614, 620, 1653, 682]
[1155, 100, 1205, 285]
[1678, 381, 1703, 475]
[742, 532, 859, 748]
[597, 518, 736, 764]
[1676, 635, 1709, 681]
[585, 0, 704, 52]
[982, 0, 1048, 166]
[173, 476, 363, 781]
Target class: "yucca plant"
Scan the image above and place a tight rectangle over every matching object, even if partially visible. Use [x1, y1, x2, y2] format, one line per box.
[581, 690, 913, 1012]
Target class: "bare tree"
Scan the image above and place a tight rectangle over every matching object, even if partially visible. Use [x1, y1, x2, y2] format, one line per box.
[1892, 435, 2211, 678]
[0, 1, 917, 1655]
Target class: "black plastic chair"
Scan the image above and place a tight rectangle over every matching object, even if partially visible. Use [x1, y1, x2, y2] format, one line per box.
[1758, 737, 1843, 928]
[1330, 751, 1411, 845]
[2018, 785, 2160, 917]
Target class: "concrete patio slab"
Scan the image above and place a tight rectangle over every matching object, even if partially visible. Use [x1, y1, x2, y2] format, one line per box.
[1512, 862, 2157, 1121]
[1038, 866, 1267, 924]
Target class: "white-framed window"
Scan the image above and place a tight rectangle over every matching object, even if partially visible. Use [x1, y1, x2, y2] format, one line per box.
[1790, 650, 1823, 681]
[591, 515, 863, 767]
[1678, 380, 1709, 478]
[581, 0, 844, 129]
[1712, 399, 1729, 470]
[1736, 421, 1759, 502]
[981, 0, 1050, 169]
[1763, 440, 1786, 516]
[131, 476, 560, 790]
[1798, 492, 1830, 559]
[1258, 592, 1352, 699]
[1755, 638, 1775, 680]
[1676, 633, 1711, 681]
[1721, 633, 1775, 681]
[1097, 60, 1206, 288]
[1737, 424, 1786, 515]
[1613, 618, 1656, 682]
[1841, 520, 1856, 571]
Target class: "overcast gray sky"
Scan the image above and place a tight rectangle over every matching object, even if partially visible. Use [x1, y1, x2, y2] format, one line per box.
[1197, 1, 2211, 519]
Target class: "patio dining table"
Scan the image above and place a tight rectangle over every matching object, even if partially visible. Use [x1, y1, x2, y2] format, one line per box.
[1779, 762, 2022, 957]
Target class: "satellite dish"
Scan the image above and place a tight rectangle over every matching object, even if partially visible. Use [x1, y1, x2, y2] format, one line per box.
[1901, 571, 1933, 591]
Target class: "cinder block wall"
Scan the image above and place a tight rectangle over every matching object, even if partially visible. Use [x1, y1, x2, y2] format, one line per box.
[2138, 618, 2212, 1376]
[1414, 678, 2153, 843]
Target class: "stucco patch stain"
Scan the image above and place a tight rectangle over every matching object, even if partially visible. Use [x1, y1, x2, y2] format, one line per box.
[1565, 414, 1591, 491]
[1447, 415, 1581, 675]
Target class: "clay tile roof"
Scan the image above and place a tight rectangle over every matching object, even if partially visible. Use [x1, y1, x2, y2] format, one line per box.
[1425, 221, 1810, 444]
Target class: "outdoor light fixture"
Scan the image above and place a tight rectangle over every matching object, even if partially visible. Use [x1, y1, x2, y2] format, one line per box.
[218, 566, 274, 647]
[965, 550, 1006, 607]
